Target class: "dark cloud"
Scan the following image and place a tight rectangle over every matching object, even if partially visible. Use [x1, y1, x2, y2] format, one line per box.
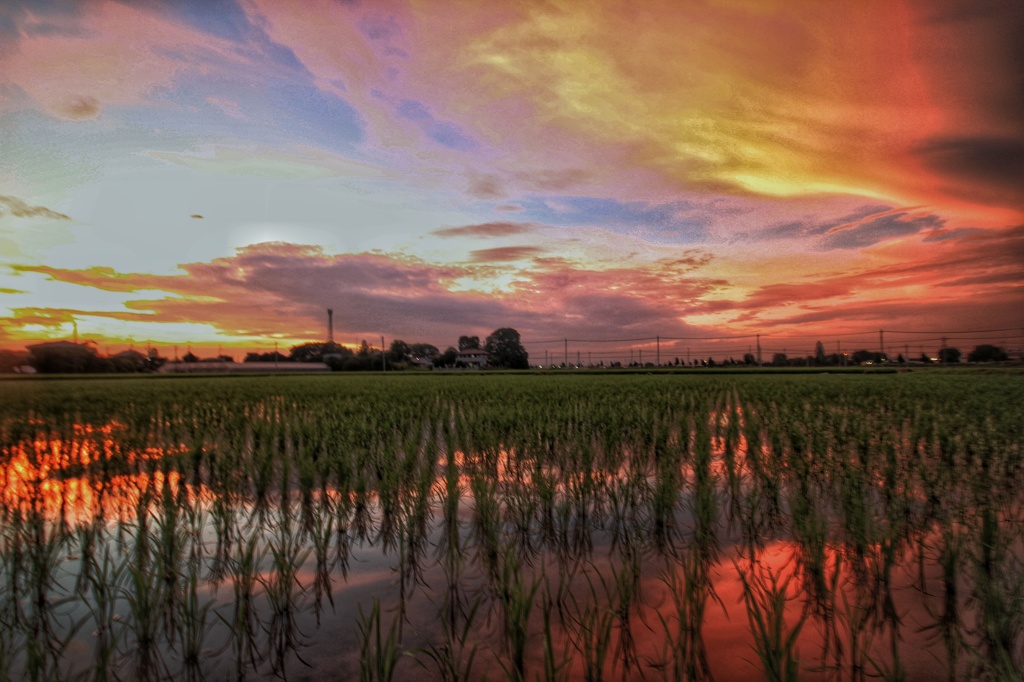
[706, 224, 1024, 328]
[0, 195, 71, 221]
[58, 95, 101, 119]
[432, 222, 535, 238]
[467, 173, 504, 200]
[914, 136, 1024, 205]
[920, 226, 983, 243]
[758, 204, 893, 240]
[516, 168, 590, 192]
[911, 1, 1024, 157]
[821, 212, 945, 250]
[469, 246, 545, 262]
[357, 16, 401, 41]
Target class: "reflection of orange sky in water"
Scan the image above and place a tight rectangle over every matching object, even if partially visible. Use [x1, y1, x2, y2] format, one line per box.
[629, 540, 949, 682]
[1, 421, 201, 524]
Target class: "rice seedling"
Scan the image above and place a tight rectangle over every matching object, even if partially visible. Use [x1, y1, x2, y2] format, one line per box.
[355, 599, 403, 682]
[736, 553, 809, 682]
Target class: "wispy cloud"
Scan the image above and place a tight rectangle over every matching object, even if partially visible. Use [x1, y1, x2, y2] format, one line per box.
[433, 222, 535, 238]
[0, 196, 71, 221]
[468, 246, 545, 262]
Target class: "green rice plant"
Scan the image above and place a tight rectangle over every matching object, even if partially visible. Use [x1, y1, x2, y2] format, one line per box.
[217, 531, 265, 682]
[412, 594, 483, 682]
[12, 509, 81, 682]
[492, 546, 541, 682]
[308, 504, 335, 627]
[537, 587, 571, 682]
[966, 501, 1024, 680]
[655, 558, 712, 682]
[736, 557, 808, 682]
[262, 509, 313, 679]
[176, 550, 216, 682]
[79, 538, 128, 682]
[562, 569, 615, 682]
[121, 522, 170, 682]
[356, 599, 403, 682]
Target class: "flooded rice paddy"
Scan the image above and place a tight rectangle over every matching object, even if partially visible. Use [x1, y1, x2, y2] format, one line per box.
[1, 372, 1022, 681]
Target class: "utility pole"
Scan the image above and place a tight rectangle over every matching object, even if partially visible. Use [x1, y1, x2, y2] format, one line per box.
[382, 335, 386, 371]
[564, 338, 568, 367]
[879, 329, 885, 361]
[576, 350, 580, 367]
[656, 336, 660, 366]
[756, 334, 762, 367]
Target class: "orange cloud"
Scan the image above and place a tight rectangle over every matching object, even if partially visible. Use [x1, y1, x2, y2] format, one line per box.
[433, 222, 536, 238]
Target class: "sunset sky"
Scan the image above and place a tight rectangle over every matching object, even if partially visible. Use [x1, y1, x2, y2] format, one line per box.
[1, 0, 1022, 362]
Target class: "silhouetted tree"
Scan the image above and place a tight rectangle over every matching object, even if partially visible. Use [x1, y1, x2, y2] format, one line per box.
[458, 335, 480, 350]
[409, 343, 439, 360]
[772, 352, 788, 367]
[434, 346, 458, 367]
[851, 349, 886, 364]
[938, 347, 961, 363]
[814, 341, 827, 365]
[968, 344, 1008, 362]
[484, 328, 529, 369]
[387, 339, 411, 365]
[290, 342, 347, 362]
[28, 342, 111, 373]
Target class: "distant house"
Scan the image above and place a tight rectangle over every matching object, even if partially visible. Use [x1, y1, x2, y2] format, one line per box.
[456, 348, 489, 369]
[410, 356, 434, 369]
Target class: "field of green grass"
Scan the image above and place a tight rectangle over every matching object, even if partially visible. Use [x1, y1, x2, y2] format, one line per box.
[1, 372, 1022, 681]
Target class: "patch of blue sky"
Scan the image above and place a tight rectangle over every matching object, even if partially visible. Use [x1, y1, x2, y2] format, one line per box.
[515, 196, 708, 242]
[155, 0, 306, 72]
[265, 82, 365, 149]
[396, 99, 477, 152]
[131, 68, 365, 153]
[0, 0, 87, 40]
[158, 0, 252, 43]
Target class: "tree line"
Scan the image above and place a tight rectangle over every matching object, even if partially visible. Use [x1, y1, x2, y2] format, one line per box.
[1, 335, 1013, 374]
[270, 327, 530, 371]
